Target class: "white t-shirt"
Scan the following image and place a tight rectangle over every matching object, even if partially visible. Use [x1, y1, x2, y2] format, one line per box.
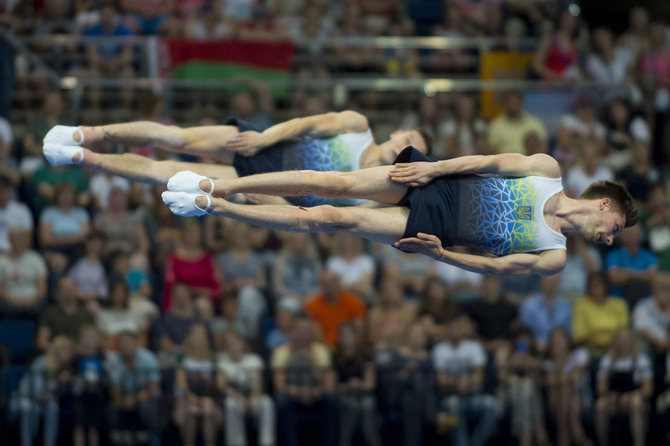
[560, 114, 607, 141]
[566, 166, 614, 196]
[89, 175, 131, 210]
[326, 255, 375, 287]
[217, 352, 264, 392]
[597, 353, 652, 385]
[0, 201, 33, 252]
[97, 308, 144, 335]
[543, 347, 590, 375]
[633, 297, 670, 346]
[0, 251, 47, 300]
[432, 339, 486, 376]
[586, 47, 633, 84]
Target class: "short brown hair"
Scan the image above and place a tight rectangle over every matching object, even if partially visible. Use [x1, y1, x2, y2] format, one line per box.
[414, 128, 434, 157]
[580, 180, 638, 227]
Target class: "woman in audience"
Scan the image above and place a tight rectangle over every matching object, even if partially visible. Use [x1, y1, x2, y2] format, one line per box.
[218, 330, 275, 446]
[595, 328, 652, 446]
[326, 232, 376, 301]
[175, 323, 222, 446]
[586, 27, 634, 84]
[97, 280, 145, 350]
[418, 276, 459, 343]
[216, 221, 266, 290]
[334, 322, 380, 446]
[443, 93, 489, 158]
[368, 277, 417, 349]
[543, 328, 592, 446]
[532, 8, 581, 80]
[94, 184, 148, 258]
[68, 232, 107, 309]
[271, 232, 321, 303]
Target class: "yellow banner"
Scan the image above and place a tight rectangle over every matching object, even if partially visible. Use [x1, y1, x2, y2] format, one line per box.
[480, 52, 533, 120]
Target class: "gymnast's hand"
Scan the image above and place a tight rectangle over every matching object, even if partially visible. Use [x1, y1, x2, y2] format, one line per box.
[388, 162, 439, 187]
[394, 233, 444, 259]
[223, 131, 267, 157]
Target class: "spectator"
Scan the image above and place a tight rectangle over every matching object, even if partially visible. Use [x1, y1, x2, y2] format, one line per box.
[0, 228, 47, 316]
[89, 174, 132, 212]
[434, 247, 483, 302]
[272, 232, 321, 302]
[632, 273, 670, 354]
[380, 245, 436, 300]
[38, 277, 95, 351]
[326, 232, 376, 300]
[225, 82, 275, 131]
[618, 6, 650, 62]
[557, 233, 602, 301]
[566, 140, 614, 197]
[542, 328, 592, 446]
[616, 141, 660, 203]
[73, 325, 107, 446]
[552, 125, 578, 176]
[499, 326, 548, 446]
[560, 96, 606, 146]
[174, 324, 222, 446]
[94, 183, 149, 258]
[219, 330, 275, 446]
[28, 163, 89, 214]
[586, 27, 634, 84]
[0, 116, 16, 185]
[0, 174, 32, 254]
[573, 272, 630, 359]
[658, 342, 670, 443]
[595, 328, 652, 446]
[97, 280, 146, 350]
[68, 232, 108, 308]
[606, 224, 657, 305]
[272, 313, 338, 446]
[208, 291, 257, 343]
[266, 297, 300, 350]
[418, 276, 460, 343]
[106, 331, 161, 446]
[532, 8, 581, 80]
[120, 0, 175, 35]
[432, 315, 496, 446]
[304, 270, 367, 348]
[604, 98, 650, 165]
[443, 93, 488, 159]
[488, 91, 548, 154]
[163, 219, 223, 311]
[333, 322, 380, 446]
[645, 184, 670, 260]
[368, 277, 417, 348]
[18, 336, 75, 446]
[465, 275, 518, 352]
[39, 182, 90, 260]
[153, 282, 200, 356]
[519, 273, 572, 351]
[20, 92, 65, 181]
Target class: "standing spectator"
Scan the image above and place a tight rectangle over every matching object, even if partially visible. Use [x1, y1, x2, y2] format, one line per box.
[595, 328, 652, 446]
[73, 325, 107, 446]
[39, 182, 90, 261]
[465, 274, 518, 352]
[271, 232, 321, 303]
[532, 8, 581, 81]
[38, 277, 95, 351]
[519, 274, 572, 351]
[368, 277, 417, 348]
[0, 228, 47, 316]
[565, 139, 613, 197]
[106, 331, 161, 446]
[606, 225, 657, 305]
[153, 282, 200, 356]
[572, 272, 630, 359]
[272, 313, 338, 446]
[488, 91, 548, 154]
[94, 183, 149, 258]
[333, 322, 380, 446]
[68, 233, 108, 310]
[18, 336, 75, 446]
[219, 330, 275, 446]
[586, 27, 634, 84]
[557, 234, 602, 301]
[432, 315, 496, 446]
[163, 220, 223, 310]
[174, 324, 222, 446]
[304, 270, 367, 348]
[97, 280, 146, 350]
[0, 174, 33, 253]
[616, 141, 660, 203]
[632, 273, 670, 354]
[418, 276, 460, 343]
[443, 94, 488, 159]
[326, 232, 376, 300]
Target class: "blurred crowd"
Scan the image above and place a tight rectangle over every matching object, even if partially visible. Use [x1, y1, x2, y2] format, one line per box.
[2, 1, 670, 446]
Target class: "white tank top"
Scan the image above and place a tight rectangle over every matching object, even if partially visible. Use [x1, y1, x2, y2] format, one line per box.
[323, 129, 375, 172]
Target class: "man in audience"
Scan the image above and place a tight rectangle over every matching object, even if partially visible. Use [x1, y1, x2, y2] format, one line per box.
[152, 282, 200, 356]
[304, 270, 367, 348]
[0, 174, 33, 253]
[633, 273, 670, 354]
[466, 275, 518, 352]
[488, 91, 548, 154]
[519, 273, 572, 351]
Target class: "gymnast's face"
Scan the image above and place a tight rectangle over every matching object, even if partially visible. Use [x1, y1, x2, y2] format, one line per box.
[584, 200, 625, 246]
[383, 130, 428, 162]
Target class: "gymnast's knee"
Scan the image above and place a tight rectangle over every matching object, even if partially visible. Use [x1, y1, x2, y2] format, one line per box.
[297, 205, 356, 232]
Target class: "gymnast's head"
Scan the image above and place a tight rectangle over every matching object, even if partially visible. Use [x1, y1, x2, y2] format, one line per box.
[383, 128, 433, 163]
[578, 180, 638, 246]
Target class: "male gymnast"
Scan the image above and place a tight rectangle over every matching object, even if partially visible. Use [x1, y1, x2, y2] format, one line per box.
[160, 147, 637, 276]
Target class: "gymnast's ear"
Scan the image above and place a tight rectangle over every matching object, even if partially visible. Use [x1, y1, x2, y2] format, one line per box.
[599, 197, 611, 210]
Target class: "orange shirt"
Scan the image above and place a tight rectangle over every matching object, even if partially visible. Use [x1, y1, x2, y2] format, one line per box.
[304, 292, 367, 347]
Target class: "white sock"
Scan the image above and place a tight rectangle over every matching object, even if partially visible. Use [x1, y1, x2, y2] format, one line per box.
[43, 125, 84, 146]
[43, 143, 84, 166]
[167, 171, 215, 195]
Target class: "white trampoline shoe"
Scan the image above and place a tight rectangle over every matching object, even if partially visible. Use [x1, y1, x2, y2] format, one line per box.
[43, 125, 84, 146]
[167, 171, 215, 195]
[43, 143, 84, 166]
[161, 191, 211, 217]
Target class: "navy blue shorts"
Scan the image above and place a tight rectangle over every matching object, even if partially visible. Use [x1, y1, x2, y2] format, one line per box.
[230, 118, 286, 178]
[394, 147, 459, 252]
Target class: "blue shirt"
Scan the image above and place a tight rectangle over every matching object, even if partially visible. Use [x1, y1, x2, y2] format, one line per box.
[40, 206, 89, 237]
[519, 294, 572, 344]
[106, 348, 159, 395]
[605, 247, 658, 297]
[85, 23, 133, 57]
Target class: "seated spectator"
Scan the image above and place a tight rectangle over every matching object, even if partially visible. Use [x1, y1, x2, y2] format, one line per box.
[271, 232, 321, 303]
[566, 139, 613, 197]
[39, 182, 90, 256]
[305, 271, 367, 348]
[28, 163, 88, 214]
[379, 245, 436, 300]
[94, 183, 148, 258]
[163, 219, 223, 311]
[210, 290, 257, 343]
[618, 6, 649, 62]
[333, 322, 380, 446]
[543, 328, 592, 446]
[435, 247, 483, 302]
[499, 326, 548, 446]
[272, 313, 338, 446]
[97, 280, 146, 350]
[573, 272, 630, 360]
[595, 328, 652, 446]
[646, 184, 670, 264]
[224, 85, 274, 131]
[368, 277, 417, 348]
[73, 325, 107, 446]
[531, 8, 581, 81]
[0, 174, 33, 253]
[106, 331, 161, 446]
[174, 324, 222, 446]
[326, 232, 376, 300]
[219, 330, 275, 446]
[68, 232, 107, 309]
[560, 96, 607, 146]
[616, 141, 660, 203]
[265, 297, 300, 350]
[20, 92, 64, 181]
[465, 275, 518, 353]
[488, 91, 548, 154]
[18, 336, 75, 446]
[376, 322, 434, 446]
[153, 282, 200, 356]
[432, 315, 496, 446]
[120, 0, 175, 35]
[89, 174, 131, 212]
[443, 93, 488, 159]
[553, 125, 578, 172]
[0, 117, 17, 185]
[587, 27, 634, 84]
[520, 273, 572, 351]
[418, 276, 460, 343]
[606, 225, 657, 305]
[216, 221, 265, 290]
[0, 228, 47, 316]
[604, 98, 649, 168]
[632, 273, 670, 355]
[38, 277, 95, 351]
[558, 234, 602, 301]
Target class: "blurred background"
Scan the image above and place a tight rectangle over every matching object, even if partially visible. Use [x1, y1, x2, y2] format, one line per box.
[2, 0, 670, 445]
